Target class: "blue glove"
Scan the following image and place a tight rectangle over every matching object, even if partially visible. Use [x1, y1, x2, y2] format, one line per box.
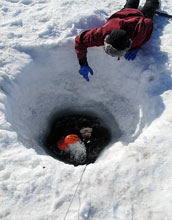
[79, 66, 94, 82]
[125, 49, 139, 61]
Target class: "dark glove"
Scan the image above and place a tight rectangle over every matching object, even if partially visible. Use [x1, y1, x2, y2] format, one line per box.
[125, 49, 139, 61]
[79, 65, 94, 82]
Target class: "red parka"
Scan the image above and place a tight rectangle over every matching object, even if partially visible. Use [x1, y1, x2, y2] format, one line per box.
[75, 8, 153, 65]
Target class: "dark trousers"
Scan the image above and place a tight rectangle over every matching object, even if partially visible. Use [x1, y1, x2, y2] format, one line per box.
[124, 0, 159, 19]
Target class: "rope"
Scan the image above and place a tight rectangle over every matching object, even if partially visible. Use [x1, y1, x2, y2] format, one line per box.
[63, 165, 87, 220]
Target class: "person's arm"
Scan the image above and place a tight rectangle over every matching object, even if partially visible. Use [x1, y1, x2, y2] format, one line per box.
[75, 28, 104, 81]
[126, 18, 153, 49]
[124, 18, 153, 61]
[138, 18, 153, 47]
[75, 28, 104, 65]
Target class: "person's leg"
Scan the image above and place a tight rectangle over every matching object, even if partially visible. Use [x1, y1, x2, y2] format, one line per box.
[141, 0, 160, 19]
[124, 0, 140, 9]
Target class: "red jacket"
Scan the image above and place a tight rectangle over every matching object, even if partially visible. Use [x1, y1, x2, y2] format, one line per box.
[75, 8, 153, 65]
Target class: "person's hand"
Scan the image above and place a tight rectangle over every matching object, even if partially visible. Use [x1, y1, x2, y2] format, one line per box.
[57, 134, 79, 150]
[125, 49, 139, 61]
[64, 134, 79, 144]
[79, 66, 94, 82]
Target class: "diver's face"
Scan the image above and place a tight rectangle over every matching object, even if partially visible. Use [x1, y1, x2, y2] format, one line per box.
[80, 127, 92, 138]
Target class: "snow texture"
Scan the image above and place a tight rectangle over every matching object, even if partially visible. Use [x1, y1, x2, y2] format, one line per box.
[0, 0, 172, 219]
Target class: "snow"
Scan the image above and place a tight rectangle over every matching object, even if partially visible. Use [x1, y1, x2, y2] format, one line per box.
[0, 0, 172, 219]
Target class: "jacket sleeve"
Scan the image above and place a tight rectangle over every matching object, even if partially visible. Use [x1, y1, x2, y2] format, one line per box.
[128, 18, 153, 50]
[138, 18, 153, 47]
[75, 27, 104, 66]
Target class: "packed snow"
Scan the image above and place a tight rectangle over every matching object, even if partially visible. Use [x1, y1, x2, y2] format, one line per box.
[0, 0, 172, 219]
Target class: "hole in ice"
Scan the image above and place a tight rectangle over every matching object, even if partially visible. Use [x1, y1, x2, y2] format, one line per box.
[43, 110, 117, 166]
[4, 45, 157, 164]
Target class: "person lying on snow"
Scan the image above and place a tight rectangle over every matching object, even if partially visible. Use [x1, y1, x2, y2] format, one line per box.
[56, 126, 109, 165]
[75, 0, 161, 81]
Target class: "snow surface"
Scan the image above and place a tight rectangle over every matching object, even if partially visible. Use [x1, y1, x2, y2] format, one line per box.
[1, 0, 172, 219]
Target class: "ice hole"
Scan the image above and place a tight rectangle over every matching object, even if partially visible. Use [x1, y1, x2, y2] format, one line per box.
[5, 45, 151, 164]
[43, 110, 120, 165]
